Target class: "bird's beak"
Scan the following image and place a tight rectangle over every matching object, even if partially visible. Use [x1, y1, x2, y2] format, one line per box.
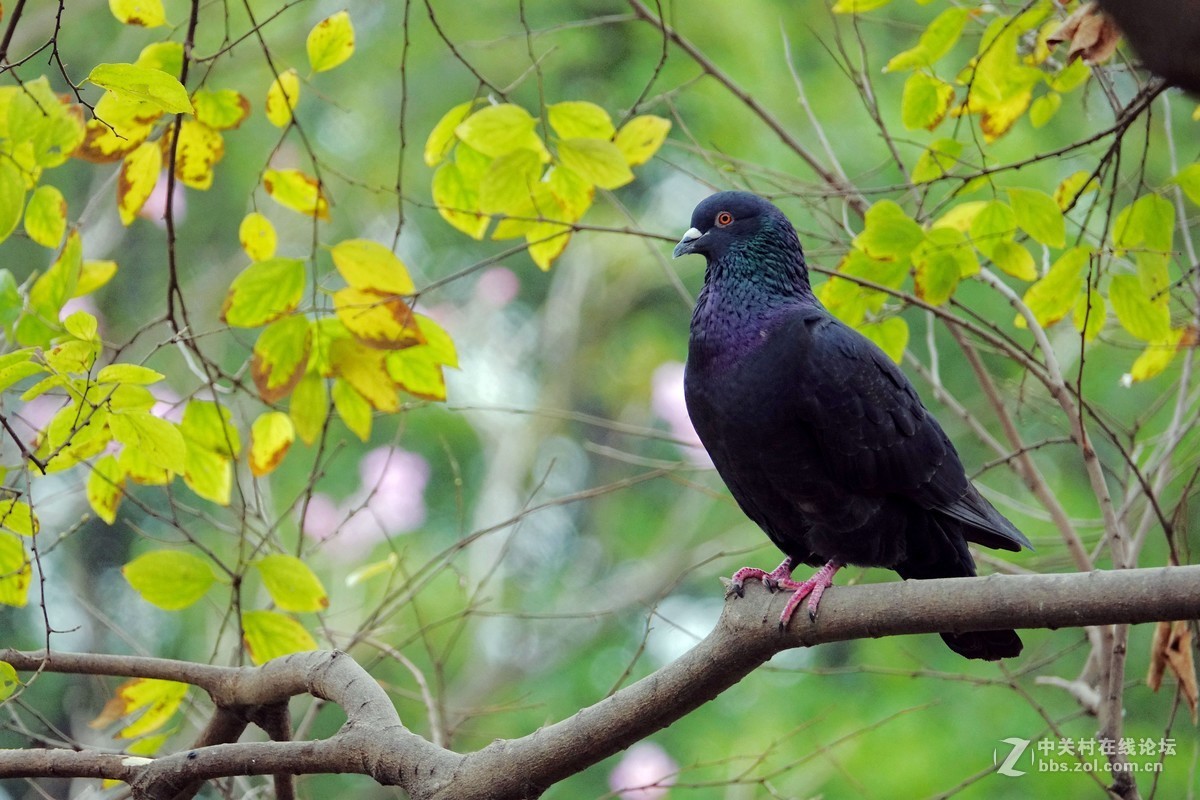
[672, 227, 704, 258]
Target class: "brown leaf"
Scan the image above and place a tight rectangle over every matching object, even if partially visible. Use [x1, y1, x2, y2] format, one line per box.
[1147, 620, 1198, 723]
[1048, 2, 1122, 64]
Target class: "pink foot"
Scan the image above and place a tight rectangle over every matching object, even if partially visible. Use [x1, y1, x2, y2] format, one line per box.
[727, 558, 843, 628]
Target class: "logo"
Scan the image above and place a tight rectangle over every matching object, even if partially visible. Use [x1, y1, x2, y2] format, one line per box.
[994, 737, 1031, 777]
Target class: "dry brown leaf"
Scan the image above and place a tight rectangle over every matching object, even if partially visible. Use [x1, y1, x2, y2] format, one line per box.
[1146, 620, 1198, 724]
[1048, 2, 1123, 65]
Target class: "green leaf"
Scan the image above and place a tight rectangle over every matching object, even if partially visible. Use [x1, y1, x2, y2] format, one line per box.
[884, 7, 970, 71]
[87, 63, 193, 115]
[183, 443, 231, 505]
[1017, 246, 1090, 329]
[123, 550, 216, 610]
[96, 364, 165, 385]
[858, 317, 908, 363]
[1073, 288, 1105, 342]
[912, 227, 971, 305]
[252, 316, 312, 403]
[1113, 193, 1175, 253]
[478, 149, 543, 215]
[0, 534, 31, 607]
[0, 661, 19, 700]
[386, 346, 447, 401]
[249, 411, 295, 477]
[1054, 171, 1100, 211]
[0, 159, 27, 246]
[24, 185, 67, 248]
[242, 610, 318, 664]
[432, 162, 488, 239]
[332, 378, 372, 441]
[290, 372, 329, 445]
[1109, 273, 1170, 342]
[414, 313, 458, 369]
[831, 0, 893, 11]
[306, 11, 355, 73]
[455, 104, 542, 159]
[110, 411, 187, 474]
[255, 554, 328, 612]
[1029, 92, 1061, 128]
[29, 230, 83, 319]
[330, 239, 415, 296]
[135, 41, 183, 75]
[854, 200, 924, 262]
[87, 454, 125, 525]
[221, 257, 306, 328]
[192, 88, 251, 130]
[1171, 163, 1200, 206]
[911, 138, 963, 184]
[614, 115, 671, 166]
[547, 101, 615, 140]
[180, 400, 240, 458]
[969, 200, 1016, 254]
[1007, 187, 1066, 248]
[556, 138, 634, 190]
[76, 260, 119, 297]
[901, 72, 954, 130]
[424, 101, 476, 167]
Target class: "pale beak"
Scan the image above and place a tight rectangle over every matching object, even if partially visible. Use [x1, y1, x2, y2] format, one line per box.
[672, 227, 704, 258]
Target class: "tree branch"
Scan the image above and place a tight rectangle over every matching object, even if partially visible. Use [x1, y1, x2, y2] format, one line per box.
[3, 566, 1199, 799]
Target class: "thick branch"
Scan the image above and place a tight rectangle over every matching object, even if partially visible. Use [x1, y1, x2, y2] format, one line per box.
[3, 566, 1199, 799]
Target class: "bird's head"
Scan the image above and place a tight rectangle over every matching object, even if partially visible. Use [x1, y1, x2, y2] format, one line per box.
[672, 191, 810, 294]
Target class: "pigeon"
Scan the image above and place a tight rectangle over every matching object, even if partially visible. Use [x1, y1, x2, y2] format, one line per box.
[673, 191, 1032, 660]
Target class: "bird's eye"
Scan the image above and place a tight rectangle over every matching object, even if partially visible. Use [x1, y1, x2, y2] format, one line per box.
[715, 211, 734, 227]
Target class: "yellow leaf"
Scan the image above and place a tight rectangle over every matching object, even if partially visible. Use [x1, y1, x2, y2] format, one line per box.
[414, 313, 458, 368]
[831, 0, 893, 11]
[614, 115, 670, 167]
[334, 287, 424, 351]
[290, 372, 329, 445]
[249, 411, 295, 477]
[134, 41, 183, 75]
[307, 11, 355, 73]
[857, 317, 908, 363]
[386, 346, 447, 401]
[91, 678, 187, 740]
[166, 119, 224, 190]
[110, 411, 186, 474]
[242, 610, 318, 665]
[180, 400, 241, 458]
[96, 364, 164, 385]
[547, 101, 614, 140]
[0, 499, 38, 537]
[932, 201, 987, 232]
[556, 138, 633, 189]
[183, 445, 232, 505]
[192, 88, 250, 130]
[118, 140, 162, 225]
[901, 72, 955, 130]
[330, 239, 415, 295]
[239, 212, 277, 261]
[0, 160, 25, 246]
[1128, 329, 1185, 383]
[75, 260, 118, 297]
[87, 455, 125, 525]
[331, 377, 373, 440]
[0, 534, 31, 607]
[24, 185, 67, 248]
[425, 101, 476, 167]
[0, 662, 19, 701]
[265, 68, 300, 128]
[329, 337, 401, 410]
[526, 220, 572, 271]
[263, 168, 329, 220]
[988, 240, 1037, 281]
[255, 553, 328, 611]
[108, 0, 166, 27]
[122, 550, 215, 610]
[432, 162, 488, 239]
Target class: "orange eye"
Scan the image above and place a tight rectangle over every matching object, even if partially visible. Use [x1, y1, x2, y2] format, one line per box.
[715, 211, 733, 227]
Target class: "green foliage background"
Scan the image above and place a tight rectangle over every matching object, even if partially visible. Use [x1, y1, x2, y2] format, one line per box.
[0, 1, 1197, 798]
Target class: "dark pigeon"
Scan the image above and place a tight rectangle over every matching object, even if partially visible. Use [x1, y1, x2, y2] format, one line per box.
[674, 191, 1032, 661]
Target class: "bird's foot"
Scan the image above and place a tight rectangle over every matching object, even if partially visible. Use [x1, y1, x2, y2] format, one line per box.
[727, 557, 795, 598]
[778, 559, 843, 629]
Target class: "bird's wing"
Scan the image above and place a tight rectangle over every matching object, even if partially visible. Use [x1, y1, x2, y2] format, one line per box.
[759, 306, 1029, 551]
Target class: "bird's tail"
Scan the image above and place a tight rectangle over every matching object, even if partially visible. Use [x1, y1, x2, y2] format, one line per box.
[896, 517, 1024, 661]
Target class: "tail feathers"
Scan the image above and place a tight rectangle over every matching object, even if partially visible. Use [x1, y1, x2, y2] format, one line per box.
[941, 630, 1023, 661]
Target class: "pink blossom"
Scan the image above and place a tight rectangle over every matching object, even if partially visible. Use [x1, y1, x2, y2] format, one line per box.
[299, 447, 430, 561]
[474, 267, 520, 309]
[608, 742, 678, 800]
[650, 361, 711, 467]
[139, 171, 186, 227]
